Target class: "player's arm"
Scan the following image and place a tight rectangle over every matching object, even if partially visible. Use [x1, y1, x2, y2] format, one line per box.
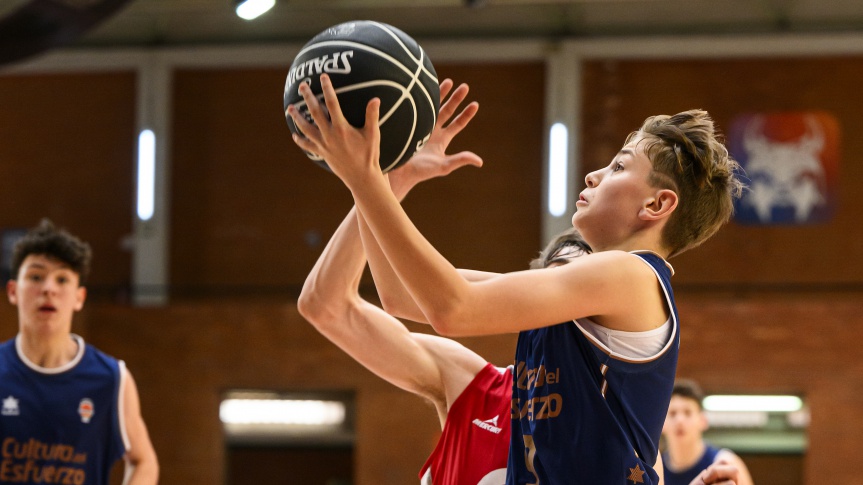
[298, 82, 487, 412]
[298, 204, 486, 416]
[120, 368, 159, 485]
[354, 80, 495, 323]
[290, 75, 664, 337]
[357, 208, 500, 323]
[715, 450, 753, 485]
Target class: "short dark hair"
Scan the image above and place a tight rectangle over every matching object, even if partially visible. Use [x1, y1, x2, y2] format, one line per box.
[672, 378, 705, 409]
[529, 228, 592, 270]
[10, 219, 92, 286]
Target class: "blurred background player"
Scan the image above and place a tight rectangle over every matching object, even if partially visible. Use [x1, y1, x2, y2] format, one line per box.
[662, 379, 754, 485]
[0, 219, 158, 485]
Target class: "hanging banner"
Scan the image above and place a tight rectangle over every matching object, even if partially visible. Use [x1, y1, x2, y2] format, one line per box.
[728, 111, 840, 225]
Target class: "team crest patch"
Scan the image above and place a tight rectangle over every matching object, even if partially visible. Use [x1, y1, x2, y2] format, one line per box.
[729, 111, 840, 225]
[78, 398, 94, 423]
[2, 395, 19, 416]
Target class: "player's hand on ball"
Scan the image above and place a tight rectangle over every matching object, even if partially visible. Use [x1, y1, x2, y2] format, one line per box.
[288, 73, 382, 184]
[388, 79, 482, 198]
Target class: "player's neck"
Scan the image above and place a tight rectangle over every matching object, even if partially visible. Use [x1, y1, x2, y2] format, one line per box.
[667, 437, 706, 470]
[592, 231, 669, 259]
[17, 331, 79, 369]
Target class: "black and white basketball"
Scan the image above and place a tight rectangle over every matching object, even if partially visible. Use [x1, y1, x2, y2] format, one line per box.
[283, 21, 439, 173]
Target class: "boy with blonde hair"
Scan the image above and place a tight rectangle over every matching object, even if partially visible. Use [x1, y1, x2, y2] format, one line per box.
[288, 75, 742, 484]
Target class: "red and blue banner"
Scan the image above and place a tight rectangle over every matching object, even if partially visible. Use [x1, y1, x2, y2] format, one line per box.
[728, 111, 840, 225]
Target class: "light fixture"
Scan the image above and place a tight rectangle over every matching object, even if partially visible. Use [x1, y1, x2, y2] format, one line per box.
[137, 129, 155, 221]
[702, 394, 803, 413]
[547, 122, 569, 217]
[234, 0, 275, 20]
[220, 398, 346, 426]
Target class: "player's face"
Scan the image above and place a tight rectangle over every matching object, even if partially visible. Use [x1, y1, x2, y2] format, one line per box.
[572, 136, 657, 251]
[663, 395, 708, 444]
[7, 254, 86, 335]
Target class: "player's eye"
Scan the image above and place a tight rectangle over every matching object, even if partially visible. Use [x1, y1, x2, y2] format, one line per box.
[612, 161, 624, 172]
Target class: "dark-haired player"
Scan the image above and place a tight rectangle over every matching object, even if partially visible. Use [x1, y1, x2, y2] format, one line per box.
[0, 219, 158, 485]
[662, 379, 753, 485]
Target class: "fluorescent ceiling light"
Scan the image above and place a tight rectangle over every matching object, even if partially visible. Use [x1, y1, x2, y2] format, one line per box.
[703, 395, 803, 413]
[548, 122, 568, 217]
[220, 398, 345, 426]
[235, 0, 275, 20]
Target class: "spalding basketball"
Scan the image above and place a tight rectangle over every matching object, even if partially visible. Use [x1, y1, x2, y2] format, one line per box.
[283, 21, 439, 173]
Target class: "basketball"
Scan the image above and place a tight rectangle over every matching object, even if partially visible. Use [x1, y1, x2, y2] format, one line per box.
[283, 20, 440, 173]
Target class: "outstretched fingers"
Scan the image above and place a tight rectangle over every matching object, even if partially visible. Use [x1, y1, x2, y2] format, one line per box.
[439, 78, 455, 105]
[437, 82, 471, 129]
[443, 100, 479, 138]
[319, 74, 348, 126]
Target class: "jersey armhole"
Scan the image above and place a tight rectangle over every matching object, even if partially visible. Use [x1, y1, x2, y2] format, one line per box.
[118, 360, 131, 452]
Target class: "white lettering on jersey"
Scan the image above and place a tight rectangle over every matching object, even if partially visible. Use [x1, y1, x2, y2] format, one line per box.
[472, 415, 503, 434]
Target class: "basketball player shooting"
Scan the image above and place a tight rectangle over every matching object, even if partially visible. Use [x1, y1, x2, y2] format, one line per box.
[289, 72, 742, 484]
[293, 77, 742, 485]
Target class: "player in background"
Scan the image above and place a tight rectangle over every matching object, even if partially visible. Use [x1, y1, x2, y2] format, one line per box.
[662, 379, 754, 485]
[0, 219, 159, 485]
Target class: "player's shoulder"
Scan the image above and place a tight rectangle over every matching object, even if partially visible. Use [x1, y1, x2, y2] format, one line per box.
[78, 339, 123, 375]
[560, 249, 660, 285]
[714, 447, 745, 464]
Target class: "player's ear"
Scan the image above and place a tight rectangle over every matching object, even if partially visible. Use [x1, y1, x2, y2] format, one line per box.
[698, 410, 709, 432]
[7, 280, 18, 305]
[74, 286, 87, 311]
[640, 189, 678, 221]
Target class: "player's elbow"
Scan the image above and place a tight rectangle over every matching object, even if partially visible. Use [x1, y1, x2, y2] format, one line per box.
[426, 304, 470, 337]
[377, 292, 414, 320]
[298, 283, 347, 328]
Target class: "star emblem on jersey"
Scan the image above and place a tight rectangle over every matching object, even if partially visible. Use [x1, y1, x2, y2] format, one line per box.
[627, 463, 646, 484]
[2, 395, 19, 416]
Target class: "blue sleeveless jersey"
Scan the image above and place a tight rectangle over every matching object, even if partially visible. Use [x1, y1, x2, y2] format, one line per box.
[507, 252, 680, 485]
[0, 335, 127, 485]
[662, 445, 721, 485]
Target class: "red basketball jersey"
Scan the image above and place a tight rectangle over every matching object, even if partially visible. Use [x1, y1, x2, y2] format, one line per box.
[419, 363, 512, 485]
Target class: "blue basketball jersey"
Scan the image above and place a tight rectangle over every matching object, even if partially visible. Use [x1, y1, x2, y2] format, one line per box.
[662, 445, 721, 485]
[507, 252, 680, 485]
[0, 335, 127, 485]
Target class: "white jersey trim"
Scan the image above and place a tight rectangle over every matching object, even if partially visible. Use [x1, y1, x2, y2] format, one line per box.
[573, 252, 678, 364]
[577, 318, 671, 359]
[118, 360, 131, 452]
[15, 333, 86, 374]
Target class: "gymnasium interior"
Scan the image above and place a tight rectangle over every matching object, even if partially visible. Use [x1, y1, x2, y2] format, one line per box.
[2, 0, 862, 483]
